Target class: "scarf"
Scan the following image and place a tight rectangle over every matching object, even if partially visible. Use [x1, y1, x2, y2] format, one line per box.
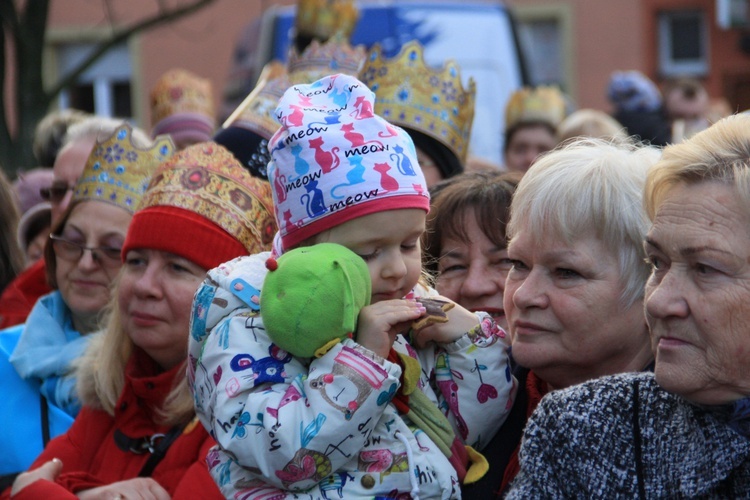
[387, 348, 488, 484]
[9, 291, 94, 416]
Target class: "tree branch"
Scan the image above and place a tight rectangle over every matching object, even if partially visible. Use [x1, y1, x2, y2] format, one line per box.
[47, 0, 216, 99]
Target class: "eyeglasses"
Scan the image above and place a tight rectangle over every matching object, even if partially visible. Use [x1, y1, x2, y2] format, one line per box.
[40, 182, 75, 203]
[50, 234, 123, 267]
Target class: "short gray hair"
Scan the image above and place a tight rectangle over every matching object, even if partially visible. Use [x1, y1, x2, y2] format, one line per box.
[508, 137, 660, 307]
[63, 116, 152, 149]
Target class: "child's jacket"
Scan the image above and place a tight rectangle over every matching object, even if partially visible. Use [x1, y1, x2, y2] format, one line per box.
[188, 252, 516, 499]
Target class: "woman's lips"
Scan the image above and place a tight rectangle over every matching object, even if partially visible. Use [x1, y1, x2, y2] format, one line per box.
[658, 336, 691, 348]
[513, 319, 548, 336]
[129, 311, 162, 327]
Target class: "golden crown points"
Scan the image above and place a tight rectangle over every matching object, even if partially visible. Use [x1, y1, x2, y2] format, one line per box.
[359, 40, 476, 164]
[287, 35, 367, 84]
[138, 142, 277, 254]
[150, 68, 215, 126]
[295, 0, 360, 40]
[74, 124, 175, 214]
[224, 61, 290, 139]
[505, 85, 566, 129]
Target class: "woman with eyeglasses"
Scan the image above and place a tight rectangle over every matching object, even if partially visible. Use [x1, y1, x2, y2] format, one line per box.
[5, 142, 276, 499]
[0, 124, 172, 486]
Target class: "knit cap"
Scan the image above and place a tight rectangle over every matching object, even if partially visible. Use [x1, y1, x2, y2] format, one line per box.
[268, 73, 430, 251]
[123, 142, 277, 270]
[607, 70, 663, 113]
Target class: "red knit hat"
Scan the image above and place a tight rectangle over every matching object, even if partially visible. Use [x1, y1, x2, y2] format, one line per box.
[122, 142, 277, 270]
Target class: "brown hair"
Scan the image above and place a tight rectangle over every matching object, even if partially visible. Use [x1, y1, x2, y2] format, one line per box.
[422, 170, 521, 277]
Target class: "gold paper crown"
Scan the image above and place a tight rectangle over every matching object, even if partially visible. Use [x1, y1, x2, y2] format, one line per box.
[504, 86, 566, 129]
[295, 0, 359, 40]
[223, 61, 290, 139]
[74, 124, 175, 214]
[150, 68, 216, 125]
[360, 41, 476, 164]
[287, 35, 367, 85]
[138, 142, 277, 254]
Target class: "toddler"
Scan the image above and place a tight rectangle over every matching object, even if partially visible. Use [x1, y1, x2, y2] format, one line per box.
[188, 73, 515, 499]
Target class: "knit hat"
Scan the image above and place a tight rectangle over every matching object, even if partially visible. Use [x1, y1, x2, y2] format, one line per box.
[607, 70, 663, 113]
[261, 242, 371, 358]
[12, 167, 54, 214]
[268, 73, 430, 251]
[150, 68, 216, 147]
[73, 123, 175, 214]
[123, 142, 277, 270]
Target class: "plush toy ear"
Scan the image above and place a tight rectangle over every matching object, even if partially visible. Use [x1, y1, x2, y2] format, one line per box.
[340, 257, 368, 334]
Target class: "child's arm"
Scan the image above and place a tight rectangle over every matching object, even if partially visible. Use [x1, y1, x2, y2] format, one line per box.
[413, 294, 517, 450]
[189, 255, 405, 492]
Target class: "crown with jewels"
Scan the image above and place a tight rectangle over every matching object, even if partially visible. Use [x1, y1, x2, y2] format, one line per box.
[295, 0, 359, 41]
[287, 34, 367, 85]
[150, 68, 215, 126]
[505, 85, 566, 129]
[224, 61, 290, 139]
[359, 41, 476, 164]
[74, 123, 175, 214]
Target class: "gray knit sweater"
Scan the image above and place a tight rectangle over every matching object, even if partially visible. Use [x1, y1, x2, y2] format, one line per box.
[506, 372, 750, 499]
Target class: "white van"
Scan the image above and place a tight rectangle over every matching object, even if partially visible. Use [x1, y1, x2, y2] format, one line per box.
[228, 1, 528, 167]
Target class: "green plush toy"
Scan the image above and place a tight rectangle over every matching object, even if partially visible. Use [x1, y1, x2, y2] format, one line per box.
[260, 242, 371, 358]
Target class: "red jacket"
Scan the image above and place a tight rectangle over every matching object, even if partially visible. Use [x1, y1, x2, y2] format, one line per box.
[0, 260, 51, 329]
[2, 349, 222, 499]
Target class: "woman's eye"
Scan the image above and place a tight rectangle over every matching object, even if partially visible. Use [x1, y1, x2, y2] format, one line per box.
[646, 255, 664, 271]
[555, 268, 581, 279]
[695, 263, 717, 275]
[509, 259, 527, 271]
[439, 263, 466, 274]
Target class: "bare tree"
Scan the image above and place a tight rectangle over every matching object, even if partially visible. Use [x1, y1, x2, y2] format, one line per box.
[0, 0, 216, 173]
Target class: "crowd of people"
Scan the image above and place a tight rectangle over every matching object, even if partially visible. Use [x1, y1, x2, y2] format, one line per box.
[1, 0, 749, 498]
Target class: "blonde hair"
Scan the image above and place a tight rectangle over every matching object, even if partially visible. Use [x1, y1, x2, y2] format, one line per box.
[556, 109, 628, 144]
[76, 277, 195, 427]
[508, 137, 660, 307]
[645, 113, 750, 219]
[64, 116, 152, 149]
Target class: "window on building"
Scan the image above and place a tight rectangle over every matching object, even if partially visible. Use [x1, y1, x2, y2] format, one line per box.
[56, 42, 132, 117]
[658, 10, 708, 77]
[517, 18, 564, 87]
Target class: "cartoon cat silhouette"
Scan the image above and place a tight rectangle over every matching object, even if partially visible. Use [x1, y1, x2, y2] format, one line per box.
[373, 162, 399, 192]
[350, 95, 375, 120]
[390, 144, 417, 176]
[331, 155, 366, 199]
[289, 144, 311, 181]
[341, 123, 384, 149]
[300, 179, 326, 218]
[309, 137, 340, 173]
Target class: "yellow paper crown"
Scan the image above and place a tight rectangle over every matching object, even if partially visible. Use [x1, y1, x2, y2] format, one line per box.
[223, 61, 290, 139]
[287, 34, 367, 85]
[150, 68, 215, 125]
[138, 142, 277, 254]
[74, 124, 175, 214]
[295, 0, 359, 40]
[504, 86, 566, 129]
[360, 41, 476, 164]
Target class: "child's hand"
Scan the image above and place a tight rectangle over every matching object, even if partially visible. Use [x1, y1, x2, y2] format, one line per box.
[410, 298, 479, 348]
[356, 299, 426, 359]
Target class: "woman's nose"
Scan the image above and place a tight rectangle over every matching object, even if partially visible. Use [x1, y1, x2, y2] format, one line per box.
[460, 263, 500, 298]
[645, 271, 689, 320]
[510, 269, 548, 309]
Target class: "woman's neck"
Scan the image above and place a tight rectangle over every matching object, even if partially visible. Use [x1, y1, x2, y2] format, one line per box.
[71, 311, 101, 335]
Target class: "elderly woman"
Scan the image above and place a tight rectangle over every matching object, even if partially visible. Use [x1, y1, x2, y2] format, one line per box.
[4, 142, 277, 499]
[466, 137, 660, 498]
[506, 114, 750, 497]
[0, 124, 170, 483]
[423, 170, 522, 332]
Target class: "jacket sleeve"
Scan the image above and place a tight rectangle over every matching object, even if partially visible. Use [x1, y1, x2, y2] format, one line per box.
[1, 479, 77, 500]
[418, 293, 517, 450]
[171, 437, 224, 499]
[190, 254, 403, 492]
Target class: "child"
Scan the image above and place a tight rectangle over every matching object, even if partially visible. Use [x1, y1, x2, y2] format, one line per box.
[188, 73, 516, 499]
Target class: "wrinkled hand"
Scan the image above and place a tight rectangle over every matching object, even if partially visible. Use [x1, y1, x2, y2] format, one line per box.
[76, 478, 170, 500]
[410, 297, 479, 348]
[356, 299, 425, 358]
[11, 458, 63, 496]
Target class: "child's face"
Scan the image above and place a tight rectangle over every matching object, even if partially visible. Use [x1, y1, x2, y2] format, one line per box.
[315, 209, 425, 303]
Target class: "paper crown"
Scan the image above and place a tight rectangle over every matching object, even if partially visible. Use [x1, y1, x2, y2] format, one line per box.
[150, 68, 216, 127]
[223, 61, 290, 140]
[287, 35, 367, 85]
[73, 124, 175, 214]
[504, 85, 566, 129]
[295, 0, 359, 41]
[360, 41, 476, 164]
[137, 142, 277, 254]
